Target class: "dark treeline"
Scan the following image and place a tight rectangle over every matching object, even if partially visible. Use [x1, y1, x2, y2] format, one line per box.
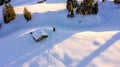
[66, 0, 99, 17]
[114, 0, 120, 4]
[0, 0, 11, 6]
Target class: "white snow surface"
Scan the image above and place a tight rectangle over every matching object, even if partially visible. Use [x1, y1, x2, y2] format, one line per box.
[0, 0, 120, 67]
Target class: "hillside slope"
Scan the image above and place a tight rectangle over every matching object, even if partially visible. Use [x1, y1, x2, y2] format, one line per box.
[0, 0, 120, 67]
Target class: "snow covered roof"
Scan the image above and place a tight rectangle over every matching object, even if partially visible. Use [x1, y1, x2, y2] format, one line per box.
[31, 30, 48, 40]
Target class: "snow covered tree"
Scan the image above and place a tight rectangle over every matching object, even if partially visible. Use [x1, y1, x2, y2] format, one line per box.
[83, 0, 94, 6]
[76, 4, 80, 14]
[6, 3, 16, 20]
[24, 7, 32, 21]
[73, 0, 78, 8]
[3, 7, 10, 23]
[0, 0, 4, 6]
[66, 0, 73, 9]
[67, 2, 74, 17]
[92, 2, 98, 14]
[75, 0, 98, 15]
[3, 3, 16, 23]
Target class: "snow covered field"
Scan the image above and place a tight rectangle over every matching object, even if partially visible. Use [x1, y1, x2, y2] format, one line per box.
[0, 0, 120, 67]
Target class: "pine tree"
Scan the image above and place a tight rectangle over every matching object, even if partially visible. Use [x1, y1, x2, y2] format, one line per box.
[83, 0, 94, 6]
[0, 0, 4, 6]
[7, 3, 16, 20]
[3, 7, 10, 23]
[67, 2, 74, 17]
[114, 0, 120, 4]
[73, 0, 78, 8]
[24, 7, 32, 21]
[3, 3, 16, 23]
[66, 0, 73, 9]
[92, 2, 98, 14]
[76, 4, 80, 14]
[94, 2, 98, 7]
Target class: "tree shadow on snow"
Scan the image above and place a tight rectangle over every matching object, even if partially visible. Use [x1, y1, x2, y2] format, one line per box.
[76, 32, 120, 67]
